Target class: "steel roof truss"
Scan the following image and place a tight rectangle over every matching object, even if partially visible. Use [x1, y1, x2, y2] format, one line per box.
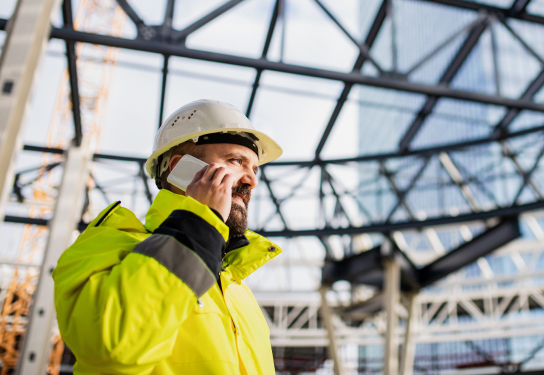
[246, 0, 281, 118]
[62, 0, 82, 147]
[397, 17, 489, 154]
[313, 0, 387, 159]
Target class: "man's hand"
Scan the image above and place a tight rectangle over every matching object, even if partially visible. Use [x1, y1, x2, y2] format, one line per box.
[185, 163, 235, 221]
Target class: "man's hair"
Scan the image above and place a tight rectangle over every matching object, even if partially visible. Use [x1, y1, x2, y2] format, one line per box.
[155, 141, 206, 190]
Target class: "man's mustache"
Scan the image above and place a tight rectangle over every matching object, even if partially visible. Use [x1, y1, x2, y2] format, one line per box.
[231, 185, 251, 209]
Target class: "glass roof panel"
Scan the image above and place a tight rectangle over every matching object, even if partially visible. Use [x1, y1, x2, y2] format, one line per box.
[507, 19, 544, 59]
[319, 0, 372, 42]
[395, 0, 476, 74]
[407, 32, 466, 85]
[527, 0, 544, 16]
[411, 99, 501, 149]
[276, 0, 359, 72]
[492, 21, 542, 99]
[186, 0, 273, 59]
[259, 69, 344, 99]
[250, 76, 342, 161]
[164, 58, 255, 119]
[128, 0, 167, 26]
[98, 51, 163, 156]
[328, 87, 426, 157]
[170, 56, 256, 84]
[172, 0, 230, 30]
[367, 14, 392, 72]
[510, 110, 544, 132]
[449, 29, 496, 96]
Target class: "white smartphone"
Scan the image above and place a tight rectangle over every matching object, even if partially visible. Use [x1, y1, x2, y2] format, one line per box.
[167, 154, 209, 192]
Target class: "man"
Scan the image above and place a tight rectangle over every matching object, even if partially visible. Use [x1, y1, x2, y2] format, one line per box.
[53, 100, 283, 374]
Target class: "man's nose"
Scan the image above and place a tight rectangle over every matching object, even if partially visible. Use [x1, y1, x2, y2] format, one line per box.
[240, 170, 258, 189]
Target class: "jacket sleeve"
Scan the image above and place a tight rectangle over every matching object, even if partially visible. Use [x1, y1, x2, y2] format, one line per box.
[53, 198, 229, 375]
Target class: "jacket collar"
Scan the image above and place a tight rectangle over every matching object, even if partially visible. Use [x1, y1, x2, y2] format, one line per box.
[144, 190, 282, 280]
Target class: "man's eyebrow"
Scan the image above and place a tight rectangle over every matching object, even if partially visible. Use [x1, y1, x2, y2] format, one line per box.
[224, 153, 259, 173]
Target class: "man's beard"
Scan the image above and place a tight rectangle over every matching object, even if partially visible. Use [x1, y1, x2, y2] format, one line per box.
[226, 184, 251, 238]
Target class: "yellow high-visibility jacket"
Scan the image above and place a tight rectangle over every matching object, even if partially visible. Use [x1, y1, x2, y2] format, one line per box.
[53, 189, 281, 375]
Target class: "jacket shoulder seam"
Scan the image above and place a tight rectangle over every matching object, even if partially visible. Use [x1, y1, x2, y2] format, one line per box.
[94, 201, 121, 227]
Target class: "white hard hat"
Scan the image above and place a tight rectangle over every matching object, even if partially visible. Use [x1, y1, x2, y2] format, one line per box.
[146, 99, 283, 178]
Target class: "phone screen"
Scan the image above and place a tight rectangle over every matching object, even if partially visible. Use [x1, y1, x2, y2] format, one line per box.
[167, 154, 209, 191]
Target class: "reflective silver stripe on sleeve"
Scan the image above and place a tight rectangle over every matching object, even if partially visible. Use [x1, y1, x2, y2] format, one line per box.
[132, 235, 216, 297]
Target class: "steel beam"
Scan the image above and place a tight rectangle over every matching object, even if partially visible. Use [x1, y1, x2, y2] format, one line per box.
[319, 286, 344, 375]
[17, 138, 93, 375]
[314, 0, 384, 74]
[385, 157, 431, 221]
[383, 256, 400, 375]
[322, 244, 419, 291]
[62, 0, 83, 146]
[259, 200, 541, 237]
[173, 0, 245, 43]
[493, 70, 544, 138]
[5, 191, 543, 238]
[161, 0, 176, 40]
[139, 162, 152, 204]
[400, 292, 417, 375]
[418, 216, 521, 287]
[19, 119, 544, 169]
[397, 17, 488, 153]
[502, 141, 544, 200]
[314, 0, 387, 158]
[269, 123, 544, 166]
[513, 143, 544, 203]
[158, 55, 169, 127]
[246, 0, 281, 118]
[259, 167, 289, 229]
[509, 0, 532, 16]
[115, 0, 155, 40]
[0, 19, 543, 112]
[323, 218, 520, 309]
[0, 0, 59, 236]
[420, 0, 544, 26]
[439, 152, 482, 212]
[322, 245, 383, 286]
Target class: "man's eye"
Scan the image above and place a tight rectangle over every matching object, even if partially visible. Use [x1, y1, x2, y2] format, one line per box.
[231, 158, 242, 165]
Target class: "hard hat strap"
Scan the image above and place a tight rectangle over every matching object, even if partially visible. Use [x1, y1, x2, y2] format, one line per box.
[195, 132, 260, 157]
[157, 147, 175, 178]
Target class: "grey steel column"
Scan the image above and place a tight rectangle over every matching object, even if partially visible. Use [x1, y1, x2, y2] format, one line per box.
[0, 0, 59, 222]
[400, 292, 418, 375]
[17, 138, 93, 375]
[384, 257, 401, 375]
[320, 286, 344, 375]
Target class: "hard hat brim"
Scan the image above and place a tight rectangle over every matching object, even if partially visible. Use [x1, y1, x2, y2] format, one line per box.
[146, 128, 283, 178]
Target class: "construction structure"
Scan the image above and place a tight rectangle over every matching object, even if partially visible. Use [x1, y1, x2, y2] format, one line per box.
[2, 0, 544, 374]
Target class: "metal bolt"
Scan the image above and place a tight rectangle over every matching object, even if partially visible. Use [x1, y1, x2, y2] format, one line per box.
[2, 80, 14, 94]
[268, 246, 276, 252]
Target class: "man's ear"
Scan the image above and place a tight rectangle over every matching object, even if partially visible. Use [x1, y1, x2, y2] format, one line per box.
[169, 154, 183, 172]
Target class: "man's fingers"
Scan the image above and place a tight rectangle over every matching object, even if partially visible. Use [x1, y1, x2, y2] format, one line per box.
[199, 163, 224, 183]
[191, 165, 208, 184]
[210, 166, 228, 187]
[221, 173, 236, 190]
